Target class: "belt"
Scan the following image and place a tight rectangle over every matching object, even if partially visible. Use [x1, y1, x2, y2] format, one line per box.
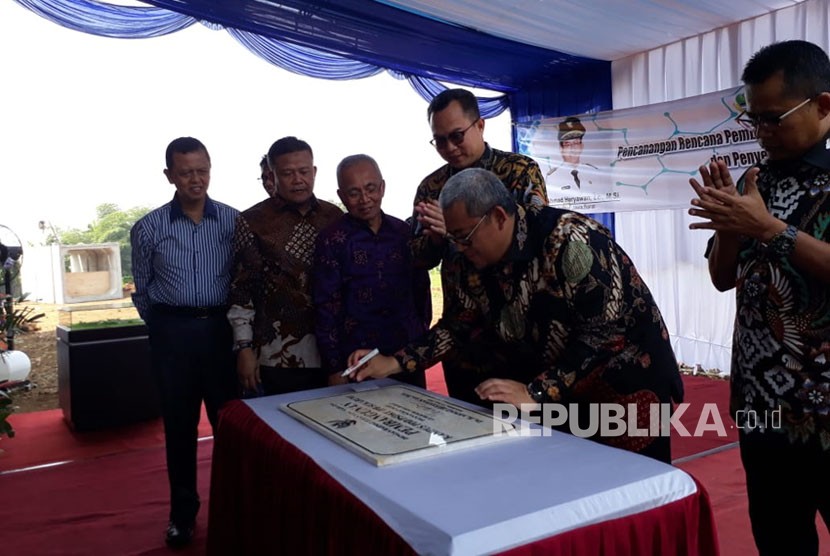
[151, 304, 228, 319]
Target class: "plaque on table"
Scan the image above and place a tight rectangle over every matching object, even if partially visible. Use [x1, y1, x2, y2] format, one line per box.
[281, 385, 518, 466]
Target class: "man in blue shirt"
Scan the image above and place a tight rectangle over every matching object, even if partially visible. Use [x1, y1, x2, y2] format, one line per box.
[130, 137, 239, 548]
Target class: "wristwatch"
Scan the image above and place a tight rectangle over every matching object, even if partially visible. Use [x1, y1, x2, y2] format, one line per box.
[527, 381, 546, 403]
[232, 340, 253, 354]
[763, 224, 798, 258]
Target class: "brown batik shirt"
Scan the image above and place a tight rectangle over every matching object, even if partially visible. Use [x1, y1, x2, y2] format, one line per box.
[227, 195, 342, 369]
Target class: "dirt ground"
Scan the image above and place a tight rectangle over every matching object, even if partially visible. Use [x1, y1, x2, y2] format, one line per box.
[5, 297, 139, 414]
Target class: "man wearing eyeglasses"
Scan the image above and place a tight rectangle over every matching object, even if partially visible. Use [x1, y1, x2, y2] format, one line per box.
[348, 168, 683, 462]
[312, 154, 430, 388]
[227, 137, 342, 397]
[412, 88, 548, 404]
[689, 40, 830, 555]
[412, 88, 548, 266]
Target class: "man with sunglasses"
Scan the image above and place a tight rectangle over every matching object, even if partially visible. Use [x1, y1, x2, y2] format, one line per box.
[412, 88, 548, 404]
[348, 168, 683, 462]
[412, 88, 548, 266]
[689, 40, 830, 555]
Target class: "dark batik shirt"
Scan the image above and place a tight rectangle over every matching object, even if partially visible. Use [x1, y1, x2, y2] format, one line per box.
[727, 135, 830, 449]
[411, 144, 548, 269]
[396, 206, 683, 454]
[313, 212, 430, 374]
[227, 195, 342, 369]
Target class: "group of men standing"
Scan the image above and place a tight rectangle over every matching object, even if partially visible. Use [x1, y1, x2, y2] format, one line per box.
[131, 38, 830, 556]
[130, 87, 682, 548]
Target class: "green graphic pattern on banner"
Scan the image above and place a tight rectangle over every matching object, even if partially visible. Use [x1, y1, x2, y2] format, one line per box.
[517, 86, 764, 213]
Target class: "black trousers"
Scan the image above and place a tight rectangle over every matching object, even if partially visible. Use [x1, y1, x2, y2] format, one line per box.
[148, 311, 236, 526]
[740, 430, 830, 556]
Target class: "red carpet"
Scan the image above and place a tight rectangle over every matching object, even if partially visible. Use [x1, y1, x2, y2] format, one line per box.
[671, 375, 737, 461]
[4, 441, 213, 555]
[2, 372, 828, 555]
[425, 363, 447, 395]
[0, 405, 213, 472]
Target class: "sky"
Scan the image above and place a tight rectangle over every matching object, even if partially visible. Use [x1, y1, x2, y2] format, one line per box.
[0, 1, 511, 248]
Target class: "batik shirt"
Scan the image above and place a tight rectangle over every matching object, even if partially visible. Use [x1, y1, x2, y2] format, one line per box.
[396, 206, 683, 453]
[411, 144, 548, 269]
[227, 195, 342, 369]
[727, 135, 830, 449]
[312, 212, 430, 374]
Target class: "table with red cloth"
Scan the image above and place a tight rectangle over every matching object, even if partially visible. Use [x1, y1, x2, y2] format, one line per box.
[207, 380, 719, 555]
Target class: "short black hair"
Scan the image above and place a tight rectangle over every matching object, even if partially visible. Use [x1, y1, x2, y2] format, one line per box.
[267, 136, 313, 167]
[165, 137, 209, 169]
[742, 40, 830, 99]
[259, 154, 269, 171]
[427, 89, 481, 122]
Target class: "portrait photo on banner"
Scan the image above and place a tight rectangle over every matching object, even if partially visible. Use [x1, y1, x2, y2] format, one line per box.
[516, 86, 763, 214]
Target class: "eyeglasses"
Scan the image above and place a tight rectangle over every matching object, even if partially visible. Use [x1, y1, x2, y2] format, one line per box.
[736, 97, 812, 129]
[342, 182, 382, 202]
[430, 118, 480, 149]
[445, 212, 489, 247]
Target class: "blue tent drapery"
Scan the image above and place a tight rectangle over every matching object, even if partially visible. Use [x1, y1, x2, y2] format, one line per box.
[14, 0, 610, 114]
[14, 0, 613, 228]
[15, 0, 195, 37]
[13, 0, 511, 118]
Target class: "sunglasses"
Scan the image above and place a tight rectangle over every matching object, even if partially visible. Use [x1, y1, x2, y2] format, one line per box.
[736, 97, 812, 129]
[430, 118, 480, 149]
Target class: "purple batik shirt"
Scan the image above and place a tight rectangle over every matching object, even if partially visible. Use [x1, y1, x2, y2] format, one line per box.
[312, 212, 430, 375]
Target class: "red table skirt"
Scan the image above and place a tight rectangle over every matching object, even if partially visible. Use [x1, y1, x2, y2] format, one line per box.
[207, 400, 719, 555]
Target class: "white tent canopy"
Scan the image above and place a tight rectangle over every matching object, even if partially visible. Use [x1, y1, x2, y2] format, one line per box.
[383, 0, 806, 60]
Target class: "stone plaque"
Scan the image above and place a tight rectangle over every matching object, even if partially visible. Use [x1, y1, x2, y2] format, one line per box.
[281, 385, 517, 466]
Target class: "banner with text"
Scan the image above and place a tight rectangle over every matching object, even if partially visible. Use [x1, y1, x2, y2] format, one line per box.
[516, 86, 763, 213]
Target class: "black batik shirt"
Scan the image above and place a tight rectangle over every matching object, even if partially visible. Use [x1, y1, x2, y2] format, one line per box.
[729, 135, 830, 449]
